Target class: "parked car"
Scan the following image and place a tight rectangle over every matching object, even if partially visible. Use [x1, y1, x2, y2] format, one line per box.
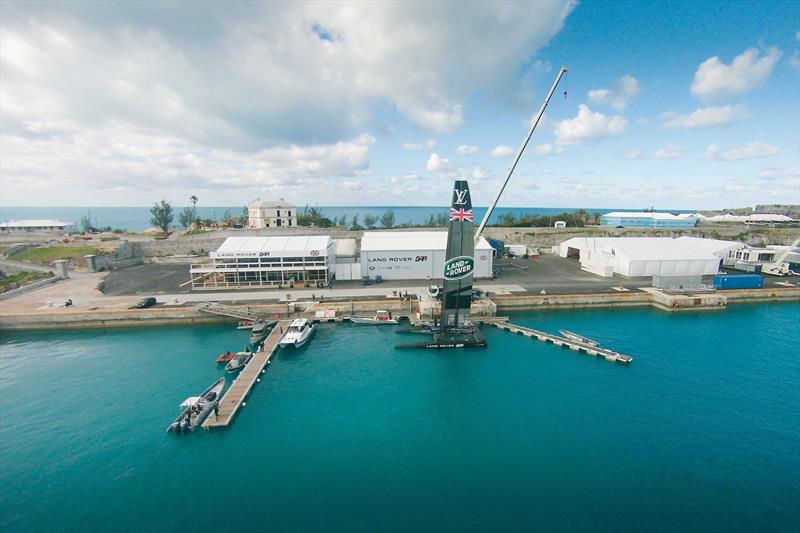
[130, 297, 157, 309]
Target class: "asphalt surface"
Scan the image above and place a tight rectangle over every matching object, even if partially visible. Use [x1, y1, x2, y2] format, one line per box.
[100, 255, 800, 297]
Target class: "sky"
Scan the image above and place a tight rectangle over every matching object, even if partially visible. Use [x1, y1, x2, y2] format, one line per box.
[1, 0, 798, 209]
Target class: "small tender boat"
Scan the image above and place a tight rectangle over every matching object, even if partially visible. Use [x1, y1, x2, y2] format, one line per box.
[225, 350, 253, 372]
[216, 352, 236, 364]
[559, 329, 599, 346]
[279, 318, 315, 348]
[166, 377, 225, 433]
[248, 320, 277, 346]
[350, 310, 399, 325]
[237, 321, 254, 330]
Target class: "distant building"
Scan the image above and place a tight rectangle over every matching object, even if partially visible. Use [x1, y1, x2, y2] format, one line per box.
[601, 211, 697, 228]
[247, 199, 297, 228]
[553, 220, 567, 229]
[0, 219, 76, 234]
[703, 213, 795, 225]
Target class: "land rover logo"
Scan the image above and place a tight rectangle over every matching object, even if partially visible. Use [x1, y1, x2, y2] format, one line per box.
[443, 256, 474, 280]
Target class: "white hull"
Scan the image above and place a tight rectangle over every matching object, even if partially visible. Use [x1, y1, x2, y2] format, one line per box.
[280, 322, 315, 348]
[349, 317, 399, 325]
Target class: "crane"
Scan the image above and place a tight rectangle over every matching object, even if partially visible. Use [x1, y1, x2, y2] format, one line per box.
[761, 237, 800, 276]
[474, 66, 568, 243]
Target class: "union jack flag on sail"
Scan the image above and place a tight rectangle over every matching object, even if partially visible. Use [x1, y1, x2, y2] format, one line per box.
[449, 208, 474, 222]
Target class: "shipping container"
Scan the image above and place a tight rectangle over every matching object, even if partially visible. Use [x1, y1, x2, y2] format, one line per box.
[713, 274, 763, 290]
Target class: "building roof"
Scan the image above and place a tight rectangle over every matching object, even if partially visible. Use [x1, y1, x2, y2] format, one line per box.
[561, 237, 719, 261]
[674, 236, 742, 255]
[602, 212, 693, 220]
[211, 236, 331, 258]
[0, 219, 75, 228]
[333, 238, 357, 257]
[704, 213, 794, 222]
[361, 231, 493, 252]
[248, 198, 296, 209]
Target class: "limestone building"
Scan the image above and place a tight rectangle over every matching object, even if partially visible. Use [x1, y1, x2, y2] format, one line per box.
[247, 199, 297, 228]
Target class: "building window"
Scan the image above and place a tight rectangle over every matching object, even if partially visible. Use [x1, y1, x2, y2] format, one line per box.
[277, 210, 281, 217]
[277, 219, 282, 227]
[288, 211, 292, 217]
[288, 219, 292, 227]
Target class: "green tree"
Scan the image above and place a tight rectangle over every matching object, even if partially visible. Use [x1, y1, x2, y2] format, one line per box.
[363, 213, 378, 229]
[80, 213, 95, 233]
[380, 209, 395, 228]
[178, 207, 197, 228]
[190, 195, 198, 208]
[150, 200, 174, 233]
[498, 212, 516, 226]
[350, 214, 362, 230]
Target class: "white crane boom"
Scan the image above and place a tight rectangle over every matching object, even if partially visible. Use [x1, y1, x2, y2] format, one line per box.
[762, 237, 800, 276]
[474, 66, 568, 243]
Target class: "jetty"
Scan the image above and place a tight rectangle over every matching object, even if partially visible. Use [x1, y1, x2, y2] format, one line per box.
[204, 319, 291, 428]
[490, 321, 633, 364]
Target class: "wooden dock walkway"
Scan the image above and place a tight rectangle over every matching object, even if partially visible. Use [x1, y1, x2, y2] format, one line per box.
[199, 303, 266, 322]
[491, 321, 633, 364]
[204, 319, 291, 428]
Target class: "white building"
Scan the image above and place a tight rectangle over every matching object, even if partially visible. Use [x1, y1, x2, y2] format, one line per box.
[190, 235, 334, 289]
[601, 212, 698, 228]
[0, 219, 76, 233]
[247, 199, 298, 228]
[559, 237, 722, 278]
[703, 213, 795, 224]
[360, 231, 494, 280]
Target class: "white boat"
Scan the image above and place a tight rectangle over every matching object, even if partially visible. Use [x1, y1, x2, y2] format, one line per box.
[225, 350, 253, 372]
[558, 329, 599, 346]
[166, 377, 225, 433]
[279, 318, 315, 348]
[237, 321, 254, 330]
[350, 310, 399, 325]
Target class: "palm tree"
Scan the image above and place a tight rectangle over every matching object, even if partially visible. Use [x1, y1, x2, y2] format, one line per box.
[189, 195, 198, 209]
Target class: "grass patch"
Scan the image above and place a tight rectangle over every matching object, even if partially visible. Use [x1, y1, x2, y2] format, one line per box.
[0, 270, 51, 293]
[9, 245, 106, 266]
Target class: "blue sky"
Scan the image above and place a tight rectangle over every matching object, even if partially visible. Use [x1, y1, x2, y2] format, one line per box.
[1, 1, 798, 209]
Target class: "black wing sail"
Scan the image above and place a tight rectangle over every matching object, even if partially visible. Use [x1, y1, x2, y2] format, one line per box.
[440, 180, 475, 328]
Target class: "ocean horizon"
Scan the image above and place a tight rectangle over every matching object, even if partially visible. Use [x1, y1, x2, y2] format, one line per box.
[0, 205, 697, 232]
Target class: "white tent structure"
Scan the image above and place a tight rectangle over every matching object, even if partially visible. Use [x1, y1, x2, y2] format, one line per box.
[361, 231, 494, 280]
[559, 237, 722, 278]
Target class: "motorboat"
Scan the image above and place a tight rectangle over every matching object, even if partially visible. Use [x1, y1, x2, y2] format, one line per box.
[558, 329, 599, 346]
[237, 321, 254, 330]
[225, 350, 253, 372]
[248, 320, 277, 346]
[349, 310, 399, 325]
[166, 377, 225, 433]
[279, 318, 315, 348]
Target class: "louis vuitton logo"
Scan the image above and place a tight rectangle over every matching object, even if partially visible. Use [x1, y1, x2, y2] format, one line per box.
[454, 189, 469, 205]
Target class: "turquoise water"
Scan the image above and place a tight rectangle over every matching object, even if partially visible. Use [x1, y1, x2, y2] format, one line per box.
[1, 304, 798, 532]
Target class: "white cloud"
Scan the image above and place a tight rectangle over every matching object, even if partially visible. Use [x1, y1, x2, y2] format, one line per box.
[654, 145, 684, 159]
[759, 166, 799, 179]
[661, 105, 746, 129]
[691, 47, 782, 100]
[403, 139, 436, 151]
[490, 145, 514, 158]
[389, 171, 421, 184]
[425, 153, 451, 172]
[704, 141, 778, 160]
[343, 179, 364, 190]
[532, 143, 563, 156]
[625, 148, 645, 160]
[456, 144, 479, 155]
[587, 75, 641, 111]
[554, 104, 628, 145]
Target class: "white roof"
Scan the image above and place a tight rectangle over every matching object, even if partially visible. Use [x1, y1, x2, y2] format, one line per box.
[705, 213, 794, 222]
[0, 219, 75, 228]
[602, 212, 690, 220]
[674, 236, 742, 255]
[561, 237, 719, 261]
[361, 231, 493, 252]
[248, 198, 296, 209]
[211, 236, 331, 258]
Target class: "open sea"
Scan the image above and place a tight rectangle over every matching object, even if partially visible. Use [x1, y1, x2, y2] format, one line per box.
[1, 304, 798, 532]
[0, 206, 695, 232]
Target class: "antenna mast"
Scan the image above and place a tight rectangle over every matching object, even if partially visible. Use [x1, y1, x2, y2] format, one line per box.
[474, 66, 568, 242]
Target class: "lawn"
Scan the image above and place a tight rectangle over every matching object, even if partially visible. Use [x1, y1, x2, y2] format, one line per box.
[9, 245, 107, 266]
[0, 270, 52, 293]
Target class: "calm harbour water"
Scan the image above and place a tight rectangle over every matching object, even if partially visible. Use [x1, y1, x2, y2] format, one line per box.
[1, 304, 798, 532]
[0, 206, 694, 232]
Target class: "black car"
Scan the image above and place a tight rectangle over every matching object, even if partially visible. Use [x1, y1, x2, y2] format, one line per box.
[130, 297, 157, 309]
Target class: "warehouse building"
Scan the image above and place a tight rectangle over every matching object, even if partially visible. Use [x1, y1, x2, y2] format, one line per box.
[601, 211, 698, 228]
[0, 219, 76, 233]
[360, 231, 494, 280]
[558, 237, 721, 278]
[190, 236, 334, 289]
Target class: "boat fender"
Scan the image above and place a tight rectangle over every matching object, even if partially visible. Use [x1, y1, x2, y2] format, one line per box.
[242, 402, 247, 407]
[257, 378, 261, 383]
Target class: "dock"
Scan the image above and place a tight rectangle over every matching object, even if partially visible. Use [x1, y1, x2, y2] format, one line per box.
[204, 319, 291, 428]
[490, 321, 633, 364]
[199, 302, 268, 322]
